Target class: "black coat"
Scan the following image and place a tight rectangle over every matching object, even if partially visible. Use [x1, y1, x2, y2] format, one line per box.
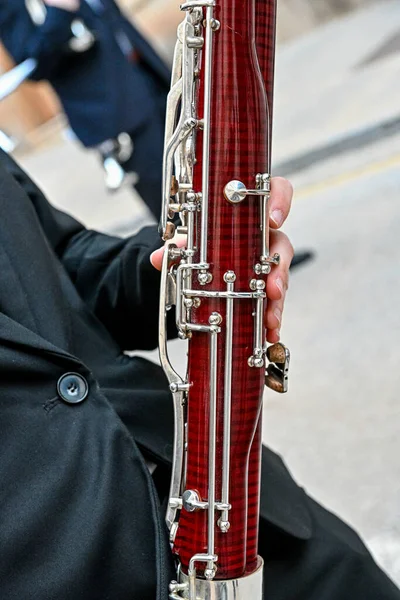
[0, 0, 170, 146]
[0, 150, 398, 600]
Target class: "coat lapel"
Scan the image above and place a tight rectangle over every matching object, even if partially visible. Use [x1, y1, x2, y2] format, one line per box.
[0, 311, 82, 367]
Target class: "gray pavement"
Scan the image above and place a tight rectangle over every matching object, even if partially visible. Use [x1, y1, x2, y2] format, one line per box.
[273, 0, 400, 165]
[271, 135, 400, 585]
[14, 0, 400, 588]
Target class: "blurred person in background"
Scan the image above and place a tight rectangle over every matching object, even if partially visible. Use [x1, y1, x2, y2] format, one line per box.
[0, 0, 171, 220]
[0, 0, 313, 267]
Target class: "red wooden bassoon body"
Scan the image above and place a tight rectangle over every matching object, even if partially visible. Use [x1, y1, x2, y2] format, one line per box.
[159, 1, 281, 597]
[172, 0, 277, 581]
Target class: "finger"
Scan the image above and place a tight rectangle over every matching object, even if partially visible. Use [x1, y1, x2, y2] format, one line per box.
[267, 328, 281, 345]
[265, 296, 285, 344]
[150, 235, 187, 271]
[266, 229, 294, 302]
[265, 298, 283, 331]
[269, 177, 293, 229]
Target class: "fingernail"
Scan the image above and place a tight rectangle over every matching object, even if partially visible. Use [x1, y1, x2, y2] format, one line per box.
[276, 277, 284, 297]
[274, 307, 282, 326]
[271, 209, 284, 228]
[275, 328, 281, 341]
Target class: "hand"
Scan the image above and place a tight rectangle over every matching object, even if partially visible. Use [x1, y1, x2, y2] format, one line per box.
[264, 177, 294, 344]
[44, 0, 80, 11]
[151, 177, 294, 344]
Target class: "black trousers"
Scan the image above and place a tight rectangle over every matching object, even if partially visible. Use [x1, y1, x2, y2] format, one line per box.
[260, 497, 399, 599]
[1, 157, 399, 600]
[125, 104, 166, 222]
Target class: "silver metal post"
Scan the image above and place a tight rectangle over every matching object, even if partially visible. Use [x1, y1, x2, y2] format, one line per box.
[200, 5, 215, 265]
[218, 272, 235, 533]
[161, 12, 198, 240]
[255, 295, 264, 361]
[159, 242, 186, 532]
[260, 173, 271, 264]
[206, 311, 221, 578]
[248, 280, 266, 368]
[175, 263, 187, 336]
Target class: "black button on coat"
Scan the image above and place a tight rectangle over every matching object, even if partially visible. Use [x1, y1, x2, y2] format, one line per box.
[57, 372, 89, 403]
[0, 150, 399, 600]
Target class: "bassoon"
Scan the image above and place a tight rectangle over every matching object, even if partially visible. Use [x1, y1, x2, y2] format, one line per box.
[159, 1, 290, 598]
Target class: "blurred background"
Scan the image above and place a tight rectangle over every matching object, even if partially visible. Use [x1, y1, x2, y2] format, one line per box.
[1, 0, 399, 587]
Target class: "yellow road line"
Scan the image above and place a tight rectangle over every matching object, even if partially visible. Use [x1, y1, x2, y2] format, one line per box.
[295, 153, 400, 200]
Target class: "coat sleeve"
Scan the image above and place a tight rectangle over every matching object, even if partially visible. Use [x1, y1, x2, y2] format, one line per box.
[61, 224, 171, 351]
[0, 2, 76, 80]
[0, 150, 173, 351]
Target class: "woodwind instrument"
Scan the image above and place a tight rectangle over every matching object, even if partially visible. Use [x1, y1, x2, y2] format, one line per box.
[159, 1, 290, 598]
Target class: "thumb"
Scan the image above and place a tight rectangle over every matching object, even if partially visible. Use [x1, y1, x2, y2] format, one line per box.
[150, 235, 188, 272]
[150, 246, 165, 271]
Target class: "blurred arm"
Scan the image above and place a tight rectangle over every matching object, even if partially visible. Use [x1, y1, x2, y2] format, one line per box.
[0, 1, 78, 79]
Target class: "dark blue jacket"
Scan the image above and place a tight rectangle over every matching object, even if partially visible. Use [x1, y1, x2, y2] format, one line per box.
[0, 0, 171, 146]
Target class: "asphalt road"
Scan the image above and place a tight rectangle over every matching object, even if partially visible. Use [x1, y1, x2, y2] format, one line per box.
[268, 135, 400, 584]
